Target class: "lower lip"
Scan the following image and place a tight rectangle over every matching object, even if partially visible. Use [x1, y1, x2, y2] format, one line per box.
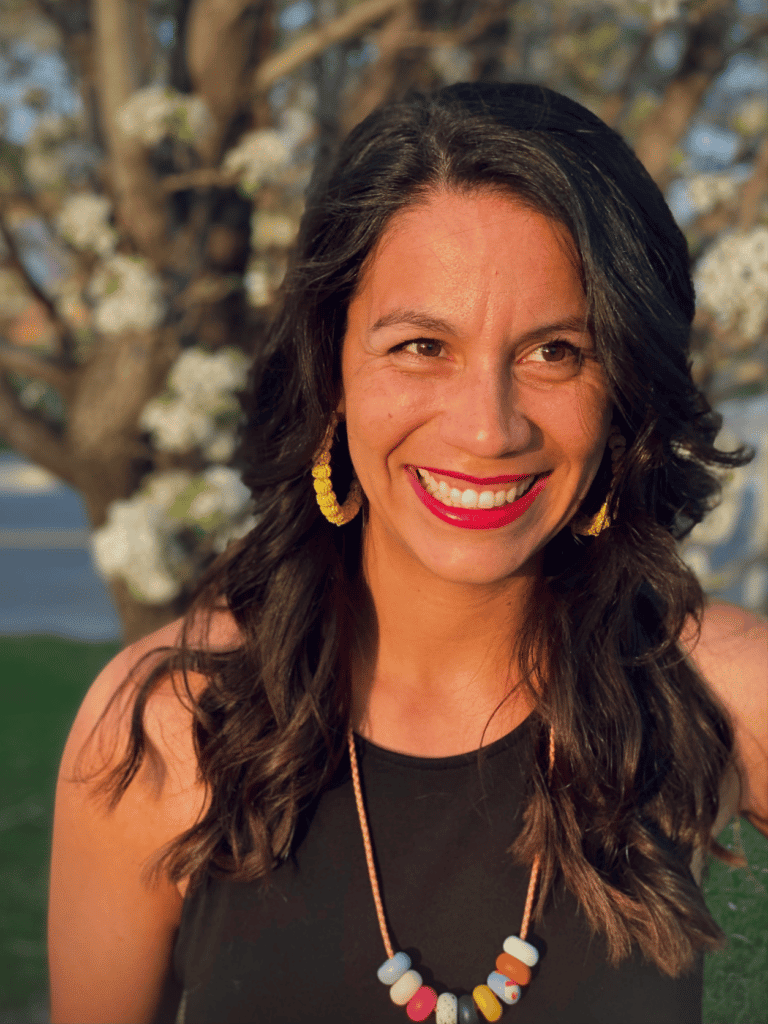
[406, 471, 549, 530]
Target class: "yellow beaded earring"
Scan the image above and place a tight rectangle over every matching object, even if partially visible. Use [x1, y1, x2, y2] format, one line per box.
[312, 415, 363, 526]
[574, 424, 626, 537]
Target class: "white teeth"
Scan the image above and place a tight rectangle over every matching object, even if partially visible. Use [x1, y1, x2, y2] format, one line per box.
[417, 469, 538, 508]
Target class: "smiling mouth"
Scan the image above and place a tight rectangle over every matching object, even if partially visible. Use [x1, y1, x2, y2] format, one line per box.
[414, 467, 541, 509]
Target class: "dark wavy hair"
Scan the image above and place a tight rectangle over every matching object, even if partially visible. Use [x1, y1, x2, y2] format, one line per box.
[95, 83, 752, 975]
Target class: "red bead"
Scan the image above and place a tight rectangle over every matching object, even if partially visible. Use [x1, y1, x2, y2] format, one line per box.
[407, 985, 438, 1021]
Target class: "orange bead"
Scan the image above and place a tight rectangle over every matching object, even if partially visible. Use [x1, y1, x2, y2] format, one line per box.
[495, 952, 531, 986]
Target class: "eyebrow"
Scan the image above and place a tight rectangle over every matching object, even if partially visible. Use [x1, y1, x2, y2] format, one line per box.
[369, 308, 590, 340]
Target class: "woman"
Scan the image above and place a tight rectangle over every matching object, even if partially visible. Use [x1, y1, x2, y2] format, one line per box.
[49, 83, 766, 1024]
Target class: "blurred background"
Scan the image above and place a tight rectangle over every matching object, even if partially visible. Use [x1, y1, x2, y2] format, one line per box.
[0, 0, 766, 1021]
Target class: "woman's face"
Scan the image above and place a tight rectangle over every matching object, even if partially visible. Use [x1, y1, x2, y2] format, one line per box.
[339, 188, 612, 588]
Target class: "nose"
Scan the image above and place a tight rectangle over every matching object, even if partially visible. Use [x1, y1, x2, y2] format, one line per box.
[438, 362, 532, 459]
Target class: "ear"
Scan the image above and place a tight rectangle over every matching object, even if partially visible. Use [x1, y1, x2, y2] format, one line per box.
[336, 392, 346, 417]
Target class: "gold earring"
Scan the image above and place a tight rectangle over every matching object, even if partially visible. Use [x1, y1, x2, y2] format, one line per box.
[312, 415, 363, 526]
[575, 425, 626, 537]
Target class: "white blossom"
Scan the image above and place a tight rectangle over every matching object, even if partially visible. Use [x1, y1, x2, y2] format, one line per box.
[685, 172, 742, 220]
[694, 227, 768, 341]
[139, 396, 214, 453]
[278, 107, 315, 151]
[139, 346, 248, 457]
[223, 129, 290, 193]
[92, 467, 254, 604]
[251, 211, 298, 251]
[430, 46, 474, 85]
[243, 260, 272, 307]
[168, 347, 249, 410]
[116, 86, 212, 147]
[91, 473, 192, 604]
[89, 255, 165, 334]
[56, 192, 117, 255]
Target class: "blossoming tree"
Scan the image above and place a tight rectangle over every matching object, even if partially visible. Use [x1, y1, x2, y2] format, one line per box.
[0, 0, 766, 640]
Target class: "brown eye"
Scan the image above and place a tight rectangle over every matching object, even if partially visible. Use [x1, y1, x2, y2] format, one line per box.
[516, 339, 585, 382]
[532, 341, 578, 363]
[402, 339, 444, 357]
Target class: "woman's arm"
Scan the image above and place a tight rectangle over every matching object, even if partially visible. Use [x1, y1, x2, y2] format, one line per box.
[48, 623, 207, 1024]
[684, 601, 768, 839]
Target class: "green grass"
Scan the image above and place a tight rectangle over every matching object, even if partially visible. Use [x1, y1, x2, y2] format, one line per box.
[702, 820, 768, 1024]
[0, 635, 120, 1015]
[0, 636, 766, 1021]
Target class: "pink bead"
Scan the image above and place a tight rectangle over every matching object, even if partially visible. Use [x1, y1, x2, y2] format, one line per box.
[407, 986, 438, 1021]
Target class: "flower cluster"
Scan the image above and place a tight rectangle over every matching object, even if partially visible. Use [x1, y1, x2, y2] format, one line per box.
[139, 346, 249, 461]
[222, 129, 291, 194]
[89, 255, 166, 334]
[56, 192, 117, 255]
[92, 468, 254, 604]
[685, 171, 743, 221]
[116, 86, 211, 147]
[680, 408, 768, 612]
[694, 227, 768, 341]
[250, 210, 298, 251]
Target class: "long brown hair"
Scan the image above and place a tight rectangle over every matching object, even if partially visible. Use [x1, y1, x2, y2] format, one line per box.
[92, 83, 751, 976]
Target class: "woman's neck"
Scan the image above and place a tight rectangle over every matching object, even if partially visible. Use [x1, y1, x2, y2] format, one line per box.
[350, 537, 540, 757]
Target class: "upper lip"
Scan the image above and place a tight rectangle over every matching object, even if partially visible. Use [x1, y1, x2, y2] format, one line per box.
[415, 466, 542, 486]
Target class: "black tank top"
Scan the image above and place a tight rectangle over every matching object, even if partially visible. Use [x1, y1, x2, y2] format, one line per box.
[166, 716, 703, 1023]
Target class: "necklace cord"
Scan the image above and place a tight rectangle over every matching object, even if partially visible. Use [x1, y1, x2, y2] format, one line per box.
[348, 730, 395, 959]
[347, 725, 556, 958]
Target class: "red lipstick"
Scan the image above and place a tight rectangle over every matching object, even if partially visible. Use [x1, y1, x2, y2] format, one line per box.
[407, 470, 549, 530]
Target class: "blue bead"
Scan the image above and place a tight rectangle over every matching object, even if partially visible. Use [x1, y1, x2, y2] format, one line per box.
[377, 951, 411, 985]
[487, 971, 521, 1005]
[458, 993, 480, 1024]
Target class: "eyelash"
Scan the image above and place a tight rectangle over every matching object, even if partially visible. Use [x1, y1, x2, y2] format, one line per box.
[393, 338, 584, 364]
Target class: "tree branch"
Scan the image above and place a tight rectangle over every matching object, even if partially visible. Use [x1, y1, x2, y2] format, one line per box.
[92, 0, 168, 257]
[0, 213, 78, 363]
[160, 167, 239, 194]
[0, 374, 77, 486]
[253, 0, 411, 93]
[341, 2, 418, 135]
[0, 344, 76, 399]
[634, 7, 731, 186]
[738, 137, 768, 232]
[186, 0, 272, 165]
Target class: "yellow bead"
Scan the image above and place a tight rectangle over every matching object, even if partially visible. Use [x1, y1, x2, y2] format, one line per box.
[312, 464, 331, 479]
[314, 479, 333, 495]
[473, 984, 502, 1022]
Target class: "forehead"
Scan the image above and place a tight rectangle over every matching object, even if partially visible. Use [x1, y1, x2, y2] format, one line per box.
[350, 188, 586, 329]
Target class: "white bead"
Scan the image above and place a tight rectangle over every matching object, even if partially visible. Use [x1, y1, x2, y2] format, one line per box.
[390, 969, 422, 1005]
[435, 991, 459, 1024]
[503, 934, 539, 966]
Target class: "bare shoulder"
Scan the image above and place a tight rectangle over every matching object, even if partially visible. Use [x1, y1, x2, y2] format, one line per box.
[682, 601, 767, 837]
[49, 610, 240, 1023]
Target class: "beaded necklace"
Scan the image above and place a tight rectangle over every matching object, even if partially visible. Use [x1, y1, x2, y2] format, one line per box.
[348, 729, 552, 1023]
